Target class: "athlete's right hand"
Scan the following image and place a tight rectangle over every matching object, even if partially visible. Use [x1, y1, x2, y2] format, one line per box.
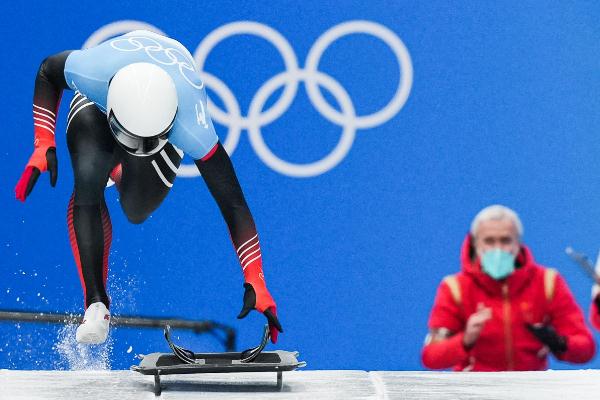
[15, 147, 58, 202]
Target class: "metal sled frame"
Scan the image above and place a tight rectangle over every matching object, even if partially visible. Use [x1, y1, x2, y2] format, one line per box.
[131, 325, 305, 396]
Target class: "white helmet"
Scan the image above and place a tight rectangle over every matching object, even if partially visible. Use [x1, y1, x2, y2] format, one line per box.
[107, 62, 178, 156]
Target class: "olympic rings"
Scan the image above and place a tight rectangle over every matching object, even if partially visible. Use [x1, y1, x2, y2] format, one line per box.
[84, 19, 413, 178]
[247, 70, 356, 177]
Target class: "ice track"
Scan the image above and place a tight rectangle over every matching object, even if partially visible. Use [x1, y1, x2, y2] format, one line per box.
[1, 369, 600, 399]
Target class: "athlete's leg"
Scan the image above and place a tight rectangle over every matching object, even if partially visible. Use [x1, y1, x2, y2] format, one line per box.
[66, 95, 118, 309]
[117, 144, 182, 224]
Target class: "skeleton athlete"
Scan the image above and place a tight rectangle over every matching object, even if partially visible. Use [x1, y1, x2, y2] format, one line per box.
[15, 30, 282, 344]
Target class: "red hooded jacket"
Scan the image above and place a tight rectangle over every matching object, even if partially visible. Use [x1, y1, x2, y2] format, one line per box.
[422, 235, 595, 371]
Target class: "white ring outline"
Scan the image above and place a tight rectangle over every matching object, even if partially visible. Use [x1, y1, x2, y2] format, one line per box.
[304, 20, 413, 129]
[247, 70, 356, 177]
[194, 21, 300, 128]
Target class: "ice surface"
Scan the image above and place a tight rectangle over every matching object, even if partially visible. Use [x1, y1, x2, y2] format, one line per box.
[0, 369, 599, 399]
[52, 324, 113, 370]
[374, 370, 600, 400]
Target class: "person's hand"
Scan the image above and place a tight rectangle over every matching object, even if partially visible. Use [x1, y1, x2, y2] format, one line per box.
[463, 303, 492, 349]
[536, 345, 550, 359]
[594, 285, 600, 315]
[15, 147, 58, 201]
[238, 283, 283, 343]
[526, 323, 567, 355]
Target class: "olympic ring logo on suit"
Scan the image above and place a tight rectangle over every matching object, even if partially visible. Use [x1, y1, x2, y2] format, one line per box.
[109, 35, 203, 90]
[84, 19, 413, 178]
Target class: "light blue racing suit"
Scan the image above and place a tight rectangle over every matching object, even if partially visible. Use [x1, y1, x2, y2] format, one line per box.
[64, 30, 218, 160]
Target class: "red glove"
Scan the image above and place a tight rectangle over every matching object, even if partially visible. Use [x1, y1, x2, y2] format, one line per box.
[15, 106, 58, 201]
[237, 259, 283, 343]
[15, 146, 58, 202]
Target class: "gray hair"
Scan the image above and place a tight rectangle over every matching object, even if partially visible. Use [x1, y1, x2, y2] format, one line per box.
[470, 205, 523, 239]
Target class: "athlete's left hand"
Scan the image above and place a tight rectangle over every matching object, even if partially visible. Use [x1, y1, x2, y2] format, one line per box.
[238, 283, 283, 343]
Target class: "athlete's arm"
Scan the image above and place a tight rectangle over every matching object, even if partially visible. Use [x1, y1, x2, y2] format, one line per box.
[195, 143, 283, 343]
[15, 51, 72, 201]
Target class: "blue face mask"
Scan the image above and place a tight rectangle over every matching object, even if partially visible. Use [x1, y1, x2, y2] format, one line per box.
[481, 249, 516, 280]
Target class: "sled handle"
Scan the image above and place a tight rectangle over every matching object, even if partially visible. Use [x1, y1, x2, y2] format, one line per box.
[240, 324, 270, 363]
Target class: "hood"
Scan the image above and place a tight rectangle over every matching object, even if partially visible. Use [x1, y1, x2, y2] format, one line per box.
[459, 234, 538, 296]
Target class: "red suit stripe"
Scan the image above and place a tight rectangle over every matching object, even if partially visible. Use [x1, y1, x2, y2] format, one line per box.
[67, 194, 86, 307]
[100, 203, 112, 288]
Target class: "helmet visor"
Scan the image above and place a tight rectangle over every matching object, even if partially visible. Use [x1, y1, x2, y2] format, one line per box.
[108, 110, 171, 156]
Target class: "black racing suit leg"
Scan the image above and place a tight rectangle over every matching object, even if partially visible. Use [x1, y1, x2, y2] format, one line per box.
[66, 97, 117, 310]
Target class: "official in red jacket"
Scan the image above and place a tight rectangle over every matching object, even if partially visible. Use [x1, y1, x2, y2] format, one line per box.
[422, 205, 595, 371]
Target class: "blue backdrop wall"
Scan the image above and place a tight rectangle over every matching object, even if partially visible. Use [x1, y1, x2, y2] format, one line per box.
[1, 1, 600, 371]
